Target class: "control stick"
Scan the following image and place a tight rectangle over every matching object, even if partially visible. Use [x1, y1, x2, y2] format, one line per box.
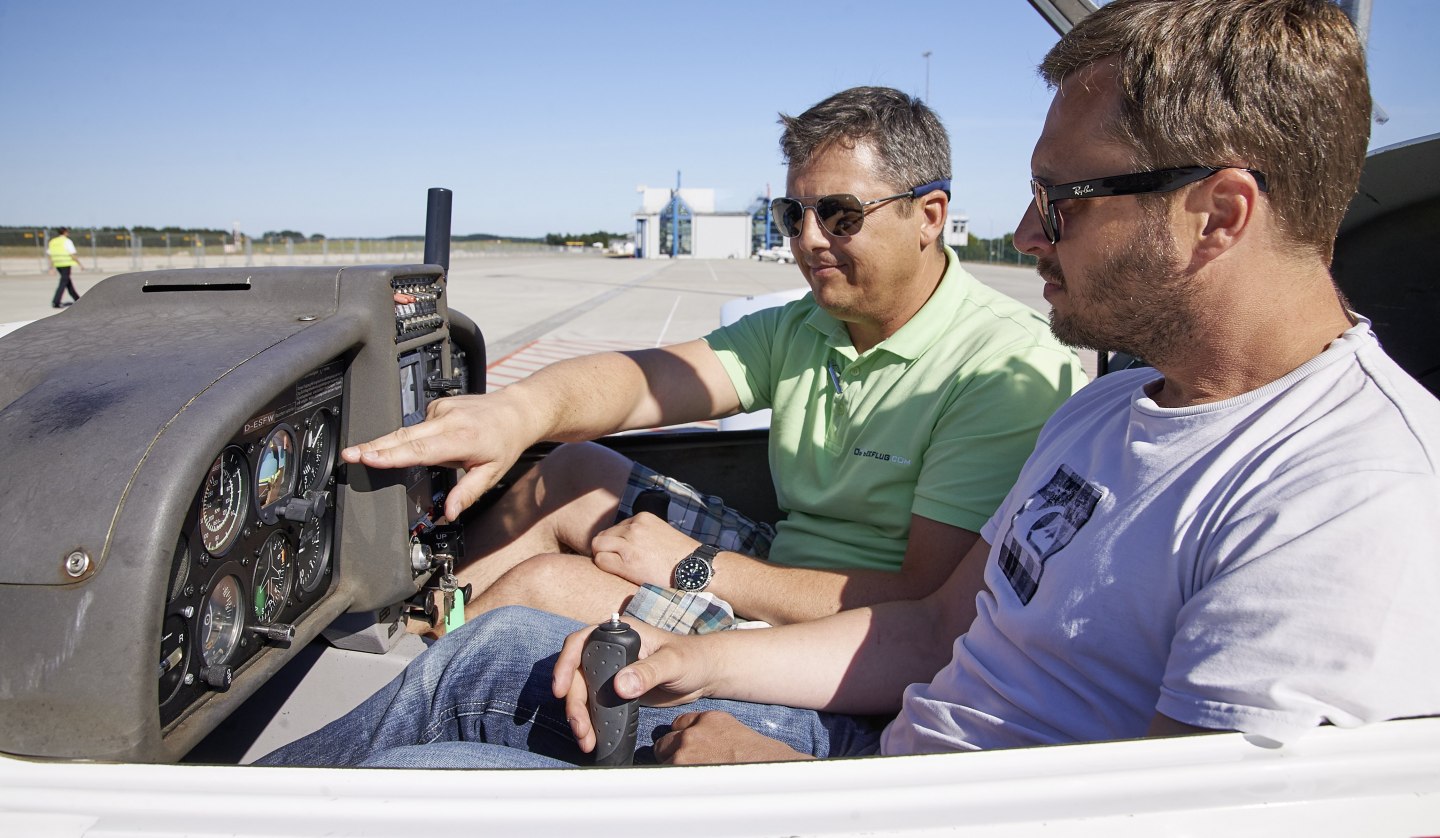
[582, 613, 641, 766]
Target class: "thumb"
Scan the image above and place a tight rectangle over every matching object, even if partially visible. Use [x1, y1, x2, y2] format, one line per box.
[445, 466, 501, 520]
[613, 651, 676, 701]
[613, 663, 650, 700]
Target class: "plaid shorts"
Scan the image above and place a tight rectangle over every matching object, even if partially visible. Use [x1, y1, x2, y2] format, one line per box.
[615, 463, 776, 556]
[616, 462, 777, 634]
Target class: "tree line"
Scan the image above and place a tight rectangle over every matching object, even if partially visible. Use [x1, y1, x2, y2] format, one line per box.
[0, 225, 554, 247]
[953, 233, 1037, 266]
[544, 230, 627, 247]
[0, 225, 233, 247]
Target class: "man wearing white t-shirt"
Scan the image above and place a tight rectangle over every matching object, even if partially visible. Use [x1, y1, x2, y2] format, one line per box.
[261, 0, 1440, 769]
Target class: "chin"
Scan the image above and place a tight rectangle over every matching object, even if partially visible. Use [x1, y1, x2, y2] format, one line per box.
[1048, 312, 1101, 352]
[809, 281, 853, 309]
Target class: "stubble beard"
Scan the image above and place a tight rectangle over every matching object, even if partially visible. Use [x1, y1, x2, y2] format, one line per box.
[1042, 208, 1199, 367]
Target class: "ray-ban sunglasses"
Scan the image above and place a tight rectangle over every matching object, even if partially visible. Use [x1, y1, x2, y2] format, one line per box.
[1030, 165, 1268, 244]
[771, 179, 951, 238]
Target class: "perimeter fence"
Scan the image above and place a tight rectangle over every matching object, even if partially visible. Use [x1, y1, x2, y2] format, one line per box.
[0, 231, 564, 276]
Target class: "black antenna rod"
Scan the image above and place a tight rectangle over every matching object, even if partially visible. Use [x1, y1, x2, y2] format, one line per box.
[424, 187, 452, 272]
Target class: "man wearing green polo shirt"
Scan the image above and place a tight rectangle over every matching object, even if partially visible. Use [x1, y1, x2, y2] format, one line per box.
[343, 86, 1085, 632]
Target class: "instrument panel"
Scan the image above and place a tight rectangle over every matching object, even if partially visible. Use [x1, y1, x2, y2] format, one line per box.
[0, 261, 485, 763]
[160, 360, 345, 728]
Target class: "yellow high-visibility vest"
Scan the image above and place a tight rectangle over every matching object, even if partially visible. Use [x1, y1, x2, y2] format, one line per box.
[48, 235, 77, 268]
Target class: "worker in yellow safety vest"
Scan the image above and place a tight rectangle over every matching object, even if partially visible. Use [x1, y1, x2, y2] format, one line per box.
[47, 226, 84, 308]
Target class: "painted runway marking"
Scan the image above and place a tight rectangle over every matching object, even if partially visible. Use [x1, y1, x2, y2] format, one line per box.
[485, 337, 717, 431]
[654, 296, 681, 347]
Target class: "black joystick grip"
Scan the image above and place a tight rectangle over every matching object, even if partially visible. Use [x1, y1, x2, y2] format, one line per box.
[583, 614, 641, 766]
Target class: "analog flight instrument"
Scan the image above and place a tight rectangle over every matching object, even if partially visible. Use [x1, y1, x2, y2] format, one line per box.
[199, 448, 248, 556]
[296, 510, 333, 594]
[297, 409, 338, 496]
[252, 532, 294, 624]
[200, 574, 243, 667]
[255, 426, 297, 513]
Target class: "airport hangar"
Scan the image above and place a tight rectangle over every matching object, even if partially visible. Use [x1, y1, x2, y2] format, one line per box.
[632, 184, 969, 260]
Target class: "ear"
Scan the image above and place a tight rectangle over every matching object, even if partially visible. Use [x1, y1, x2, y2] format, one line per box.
[1184, 168, 1262, 265]
[917, 189, 949, 248]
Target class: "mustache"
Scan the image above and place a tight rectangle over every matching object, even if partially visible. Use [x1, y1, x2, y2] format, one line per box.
[1037, 256, 1065, 286]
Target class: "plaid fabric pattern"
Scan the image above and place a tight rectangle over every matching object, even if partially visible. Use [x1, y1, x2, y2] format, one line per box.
[997, 539, 1042, 605]
[616, 464, 776, 556]
[623, 583, 736, 634]
[615, 463, 778, 634]
[999, 464, 1103, 606]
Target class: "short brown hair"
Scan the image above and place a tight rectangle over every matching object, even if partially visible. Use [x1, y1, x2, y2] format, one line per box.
[778, 86, 952, 197]
[1041, 0, 1371, 258]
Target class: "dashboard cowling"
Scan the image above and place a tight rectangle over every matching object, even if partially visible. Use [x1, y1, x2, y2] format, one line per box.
[0, 264, 476, 762]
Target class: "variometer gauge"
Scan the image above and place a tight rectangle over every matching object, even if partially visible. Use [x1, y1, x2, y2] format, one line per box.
[199, 448, 248, 556]
[297, 408, 338, 496]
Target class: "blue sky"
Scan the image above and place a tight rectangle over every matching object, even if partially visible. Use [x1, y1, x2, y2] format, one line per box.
[2, 1, 1437, 240]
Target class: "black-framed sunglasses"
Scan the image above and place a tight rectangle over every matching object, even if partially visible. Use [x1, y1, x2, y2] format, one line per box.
[772, 179, 951, 238]
[1030, 166, 1268, 244]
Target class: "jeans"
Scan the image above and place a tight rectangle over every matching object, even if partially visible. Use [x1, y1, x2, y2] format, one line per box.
[258, 606, 885, 768]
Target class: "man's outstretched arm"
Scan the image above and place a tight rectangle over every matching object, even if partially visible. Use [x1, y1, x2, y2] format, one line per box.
[342, 339, 741, 520]
[556, 535, 995, 757]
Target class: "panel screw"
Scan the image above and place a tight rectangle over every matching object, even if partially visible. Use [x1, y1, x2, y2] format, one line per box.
[297, 314, 318, 322]
[64, 551, 90, 578]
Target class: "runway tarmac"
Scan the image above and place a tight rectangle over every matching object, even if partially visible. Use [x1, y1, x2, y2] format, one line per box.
[0, 252, 1095, 386]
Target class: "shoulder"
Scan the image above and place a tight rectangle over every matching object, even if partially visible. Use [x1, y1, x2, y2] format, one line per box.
[906, 267, 1083, 386]
[1352, 341, 1440, 470]
[1265, 335, 1440, 479]
[703, 292, 830, 363]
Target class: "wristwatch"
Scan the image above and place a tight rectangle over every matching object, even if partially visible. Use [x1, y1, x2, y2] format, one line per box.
[672, 544, 720, 592]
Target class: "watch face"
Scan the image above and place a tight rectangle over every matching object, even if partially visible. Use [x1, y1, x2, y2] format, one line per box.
[674, 556, 711, 592]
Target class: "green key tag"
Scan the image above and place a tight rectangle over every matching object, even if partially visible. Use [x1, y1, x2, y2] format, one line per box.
[445, 587, 466, 632]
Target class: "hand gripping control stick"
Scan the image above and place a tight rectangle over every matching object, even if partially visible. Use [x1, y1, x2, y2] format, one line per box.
[583, 613, 641, 766]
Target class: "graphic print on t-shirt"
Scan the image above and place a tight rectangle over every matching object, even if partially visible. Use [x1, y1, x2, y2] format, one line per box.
[998, 464, 1103, 604]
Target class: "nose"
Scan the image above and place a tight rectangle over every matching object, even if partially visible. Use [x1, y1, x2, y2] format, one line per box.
[1012, 201, 1052, 258]
[793, 205, 831, 252]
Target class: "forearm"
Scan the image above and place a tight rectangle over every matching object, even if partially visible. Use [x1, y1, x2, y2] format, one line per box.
[705, 536, 988, 711]
[708, 518, 978, 625]
[502, 352, 655, 442]
[558, 543, 982, 743]
[709, 553, 942, 625]
[506, 345, 728, 441]
[703, 595, 956, 714]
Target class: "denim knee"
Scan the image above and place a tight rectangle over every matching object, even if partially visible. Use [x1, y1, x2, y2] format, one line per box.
[417, 606, 584, 696]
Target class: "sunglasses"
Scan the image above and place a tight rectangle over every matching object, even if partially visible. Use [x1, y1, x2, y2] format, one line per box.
[772, 179, 950, 238]
[1030, 166, 1268, 244]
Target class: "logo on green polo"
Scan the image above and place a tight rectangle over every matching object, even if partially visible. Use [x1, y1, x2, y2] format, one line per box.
[853, 447, 912, 465]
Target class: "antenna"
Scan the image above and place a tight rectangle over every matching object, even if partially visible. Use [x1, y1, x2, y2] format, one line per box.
[423, 187, 452, 271]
